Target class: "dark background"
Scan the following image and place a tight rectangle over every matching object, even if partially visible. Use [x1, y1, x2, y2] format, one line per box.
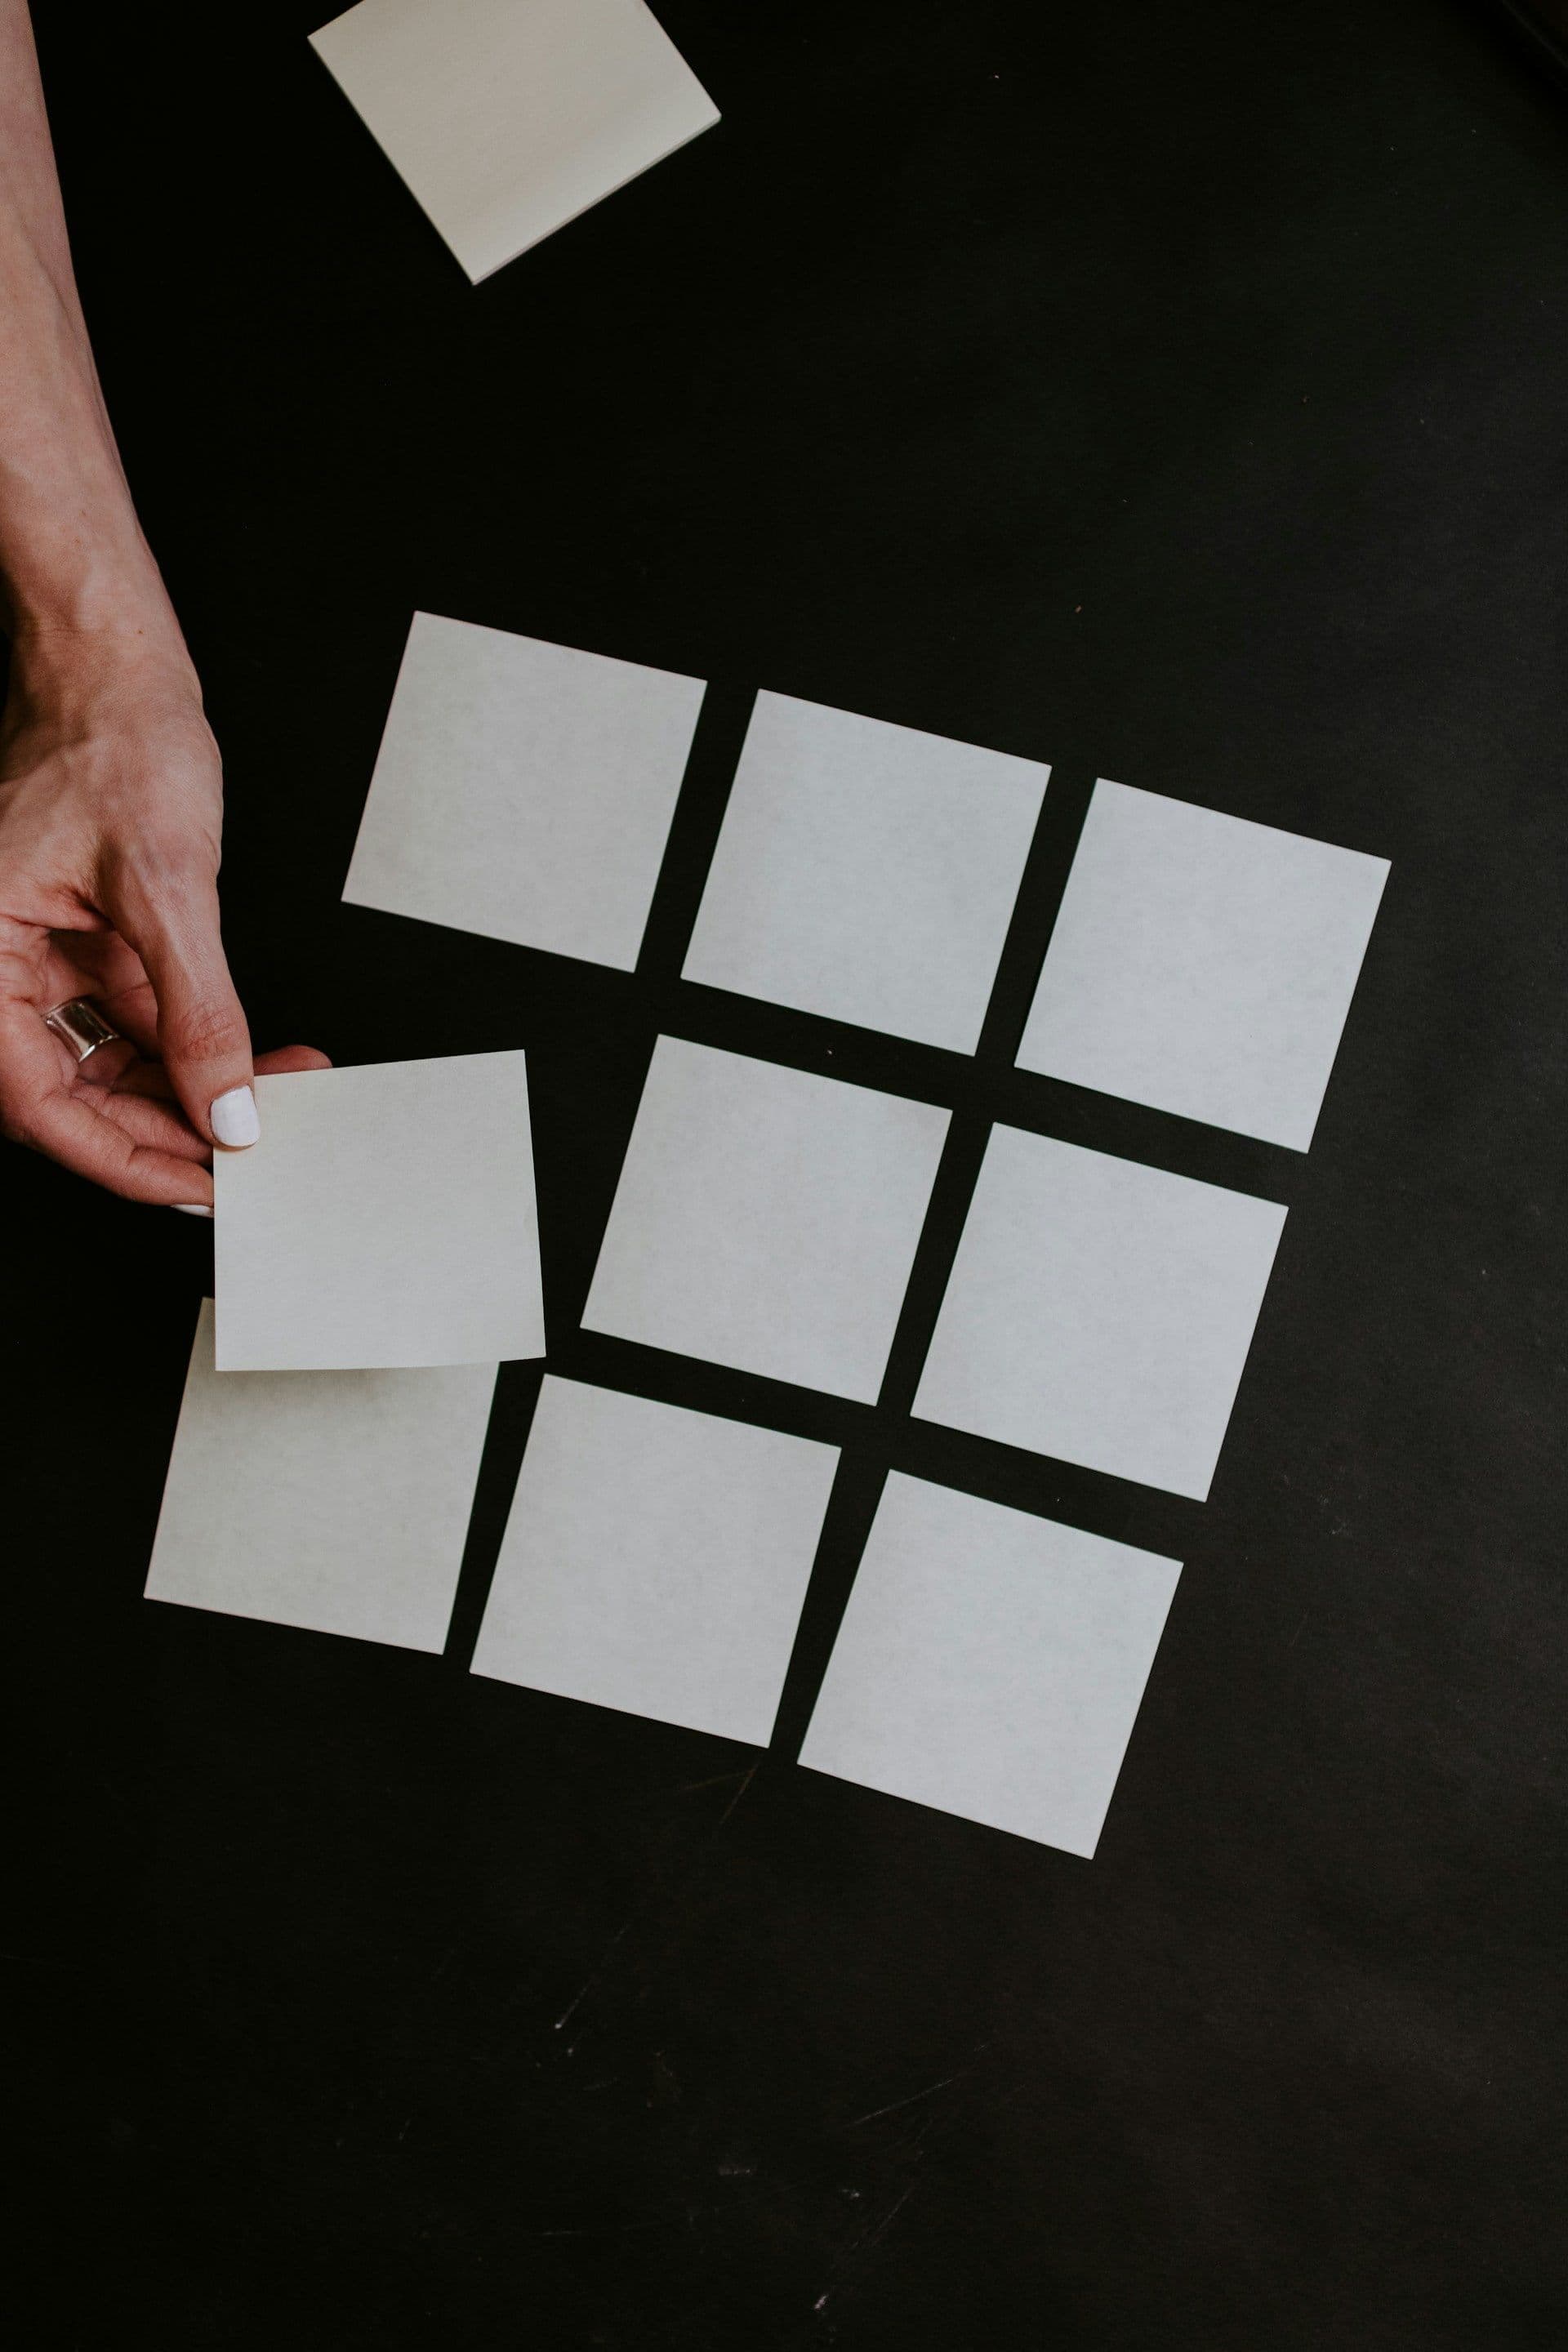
[9, 1, 1566, 2343]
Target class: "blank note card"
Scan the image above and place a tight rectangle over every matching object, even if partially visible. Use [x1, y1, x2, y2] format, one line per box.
[582, 1038, 950, 1401]
[683, 692, 1049, 1052]
[215, 1051, 544, 1372]
[310, 0, 719, 283]
[472, 1376, 838, 1744]
[146, 1301, 495, 1651]
[343, 613, 706, 968]
[1018, 779, 1389, 1149]
[800, 1472, 1180, 1858]
[914, 1128, 1285, 1499]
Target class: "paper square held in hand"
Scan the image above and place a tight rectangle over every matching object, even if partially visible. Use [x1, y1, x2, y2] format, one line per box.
[214, 1050, 545, 1371]
[343, 612, 705, 969]
[145, 1302, 496, 1652]
[914, 1127, 1285, 1499]
[310, 0, 719, 285]
[582, 1037, 950, 1402]
[1018, 778, 1389, 1149]
[472, 1375, 839, 1744]
[800, 1471, 1181, 1859]
[682, 690, 1049, 1052]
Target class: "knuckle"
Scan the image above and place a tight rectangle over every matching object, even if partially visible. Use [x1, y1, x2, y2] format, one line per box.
[165, 1000, 248, 1066]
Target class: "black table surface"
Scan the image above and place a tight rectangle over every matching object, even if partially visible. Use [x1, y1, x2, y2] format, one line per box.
[11, 3, 1566, 2344]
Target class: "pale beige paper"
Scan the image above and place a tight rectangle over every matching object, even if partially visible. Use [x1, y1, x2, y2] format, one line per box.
[683, 691, 1049, 1052]
[914, 1128, 1286, 1500]
[310, 0, 719, 283]
[800, 1472, 1181, 1859]
[215, 1051, 544, 1371]
[1018, 779, 1389, 1149]
[343, 613, 706, 969]
[582, 1038, 951, 1402]
[473, 1376, 839, 1743]
[146, 1301, 496, 1651]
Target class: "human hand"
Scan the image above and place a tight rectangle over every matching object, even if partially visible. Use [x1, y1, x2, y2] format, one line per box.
[0, 624, 327, 1209]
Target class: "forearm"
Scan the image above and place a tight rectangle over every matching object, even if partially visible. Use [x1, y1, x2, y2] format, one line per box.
[0, 0, 185, 656]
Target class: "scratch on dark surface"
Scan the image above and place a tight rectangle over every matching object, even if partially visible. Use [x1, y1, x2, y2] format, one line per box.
[555, 1918, 634, 2031]
[840, 2072, 963, 2130]
[548, 1763, 761, 2041]
[674, 1769, 752, 1795]
[1288, 1612, 1307, 1648]
[715, 1762, 760, 1829]
[858, 2183, 919, 2255]
[814, 2180, 923, 2320]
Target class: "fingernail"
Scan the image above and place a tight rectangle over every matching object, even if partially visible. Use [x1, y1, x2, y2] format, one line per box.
[211, 1085, 260, 1148]
[170, 1202, 214, 1218]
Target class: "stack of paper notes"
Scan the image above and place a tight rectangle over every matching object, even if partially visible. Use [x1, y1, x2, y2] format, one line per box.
[147, 608, 1388, 1860]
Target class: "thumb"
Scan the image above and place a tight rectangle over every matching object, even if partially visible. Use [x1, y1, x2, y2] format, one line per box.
[106, 853, 258, 1150]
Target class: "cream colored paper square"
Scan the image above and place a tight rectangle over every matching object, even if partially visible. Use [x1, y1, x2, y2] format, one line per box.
[1018, 779, 1389, 1149]
[310, 0, 720, 283]
[683, 691, 1049, 1051]
[582, 1038, 950, 1402]
[472, 1376, 839, 1743]
[914, 1128, 1285, 1500]
[800, 1472, 1180, 1859]
[343, 612, 705, 968]
[215, 1051, 544, 1371]
[145, 1301, 496, 1651]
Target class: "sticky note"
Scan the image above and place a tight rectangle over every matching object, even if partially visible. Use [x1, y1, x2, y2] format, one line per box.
[310, 0, 719, 283]
[683, 690, 1049, 1051]
[914, 1127, 1285, 1499]
[800, 1471, 1181, 1859]
[145, 1301, 495, 1651]
[1018, 779, 1389, 1148]
[343, 612, 705, 968]
[215, 1051, 544, 1371]
[472, 1374, 838, 1742]
[582, 1038, 950, 1402]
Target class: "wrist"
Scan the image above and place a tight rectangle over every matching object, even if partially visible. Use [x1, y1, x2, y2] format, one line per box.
[4, 602, 204, 732]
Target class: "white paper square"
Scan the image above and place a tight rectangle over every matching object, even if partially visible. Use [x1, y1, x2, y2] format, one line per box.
[145, 1301, 496, 1651]
[682, 691, 1049, 1052]
[342, 612, 706, 968]
[1018, 778, 1389, 1149]
[800, 1472, 1180, 1859]
[310, 0, 719, 284]
[472, 1375, 838, 1742]
[583, 1038, 949, 1401]
[215, 1050, 544, 1372]
[914, 1127, 1285, 1499]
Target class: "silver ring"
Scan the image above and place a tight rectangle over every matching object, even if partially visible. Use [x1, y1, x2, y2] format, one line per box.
[43, 996, 123, 1064]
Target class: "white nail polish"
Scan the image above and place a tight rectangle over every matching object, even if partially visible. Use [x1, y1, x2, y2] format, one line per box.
[170, 1202, 214, 1218]
[211, 1085, 260, 1148]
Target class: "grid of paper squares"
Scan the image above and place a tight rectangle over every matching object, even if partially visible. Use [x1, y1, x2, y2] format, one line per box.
[472, 1375, 839, 1743]
[582, 1036, 951, 1401]
[310, 0, 719, 286]
[683, 689, 1049, 1052]
[146, 1302, 496, 1653]
[154, 630, 1388, 1857]
[1018, 777, 1389, 1149]
[800, 1472, 1181, 1860]
[343, 612, 705, 968]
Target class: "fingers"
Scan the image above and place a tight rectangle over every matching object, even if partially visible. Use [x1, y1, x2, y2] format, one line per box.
[0, 996, 215, 1206]
[100, 853, 257, 1151]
